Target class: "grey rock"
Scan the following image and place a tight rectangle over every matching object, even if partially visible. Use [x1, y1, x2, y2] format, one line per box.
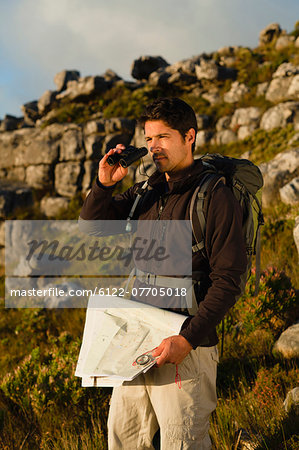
[0, 115, 22, 132]
[102, 69, 121, 82]
[56, 76, 108, 101]
[274, 323, 299, 358]
[230, 107, 262, 128]
[167, 71, 197, 85]
[275, 35, 295, 50]
[131, 125, 146, 149]
[84, 120, 105, 136]
[294, 216, 299, 259]
[148, 69, 171, 87]
[60, 127, 85, 161]
[256, 82, 269, 97]
[7, 167, 26, 182]
[284, 387, 299, 414]
[266, 77, 293, 102]
[202, 91, 221, 105]
[166, 56, 201, 76]
[21, 101, 39, 126]
[260, 148, 299, 206]
[279, 177, 299, 204]
[104, 118, 135, 135]
[40, 196, 70, 218]
[131, 56, 169, 80]
[216, 116, 231, 132]
[273, 63, 299, 78]
[15, 136, 59, 166]
[196, 114, 211, 130]
[54, 162, 83, 197]
[84, 134, 104, 160]
[0, 181, 33, 218]
[259, 23, 282, 46]
[37, 90, 57, 114]
[260, 102, 299, 130]
[288, 74, 299, 99]
[54, 70, 80, 92]
[82, 160, 99, 192]
[196, 130, 213, 147]
[104, 133, 133, 153]
[238, 125, 257, 140]
[195, 60, 218, 80]
[25, 164, 53, 189]
[212, 129, 237, 145]
[223, 81, 250, 103]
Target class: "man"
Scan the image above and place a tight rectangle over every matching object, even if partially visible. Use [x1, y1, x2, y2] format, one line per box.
[79, 97, 247, 449]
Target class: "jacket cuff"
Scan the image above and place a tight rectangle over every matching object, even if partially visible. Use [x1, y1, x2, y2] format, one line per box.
[179, 317, 198, 349]
[95, 177, 117, 190]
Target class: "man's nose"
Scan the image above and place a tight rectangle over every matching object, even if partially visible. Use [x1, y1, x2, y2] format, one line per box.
[149, 138, 159, 153]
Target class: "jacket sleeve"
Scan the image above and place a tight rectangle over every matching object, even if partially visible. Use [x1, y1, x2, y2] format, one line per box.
[180, 183, 248, 348]
[78, 178, 137, 235]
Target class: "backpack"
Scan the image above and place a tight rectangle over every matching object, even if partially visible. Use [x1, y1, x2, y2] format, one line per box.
[190, 153, 264, 297]
[125, 153, 264, 297]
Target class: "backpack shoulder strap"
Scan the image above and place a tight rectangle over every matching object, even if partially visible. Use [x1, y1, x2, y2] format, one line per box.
[125, 180, 150, 232]
[190, 172, 226, 256]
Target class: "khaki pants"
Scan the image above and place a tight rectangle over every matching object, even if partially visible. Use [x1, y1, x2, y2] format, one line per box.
[108, 345, 218, 450]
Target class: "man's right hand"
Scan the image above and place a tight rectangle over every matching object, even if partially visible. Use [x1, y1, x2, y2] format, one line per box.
[98, 144, 128, 187]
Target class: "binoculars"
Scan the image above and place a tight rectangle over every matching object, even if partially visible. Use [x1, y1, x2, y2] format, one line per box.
[107, 146, 148, 168]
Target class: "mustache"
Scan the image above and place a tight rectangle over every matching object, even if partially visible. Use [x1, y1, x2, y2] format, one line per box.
[153, 154, 166, 160]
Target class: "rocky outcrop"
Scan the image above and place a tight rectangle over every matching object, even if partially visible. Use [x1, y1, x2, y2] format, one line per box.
[40, 196, 70, 217]
[54, 70, 80, 92]
[56, 76, 109, 101]
[273, 323, 299, 358]
[259, 23, 282, 46]
[260, 148, 299, 207]
[223, 81, 250, 103]
[279, 177, 299, 204]
[260, 102, 299, 131]
[0, 181, 33, 218]
[284, 388, 299, 414]
[266, 63, 299, 103]
[131, 56, 169, 80]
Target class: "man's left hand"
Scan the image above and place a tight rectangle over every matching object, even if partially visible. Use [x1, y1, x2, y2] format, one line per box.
[151, 335, 193, 367]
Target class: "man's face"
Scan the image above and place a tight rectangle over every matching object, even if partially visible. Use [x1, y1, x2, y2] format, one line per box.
[144, 120, 194, 177]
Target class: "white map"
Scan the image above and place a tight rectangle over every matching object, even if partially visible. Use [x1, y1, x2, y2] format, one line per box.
[75, 295, 187, 387]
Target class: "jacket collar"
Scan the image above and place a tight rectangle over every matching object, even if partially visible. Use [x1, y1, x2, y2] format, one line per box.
[147, 158, 204, 193]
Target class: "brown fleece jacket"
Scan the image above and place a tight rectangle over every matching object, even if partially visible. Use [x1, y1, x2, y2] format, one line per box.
[79, 159, 248, 348]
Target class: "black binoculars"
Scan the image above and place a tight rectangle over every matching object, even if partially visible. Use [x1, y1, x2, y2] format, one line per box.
[107, 146, 148, 168]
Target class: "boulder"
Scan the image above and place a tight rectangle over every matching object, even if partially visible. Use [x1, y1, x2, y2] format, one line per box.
[279, 177, 299, 204]
[260, 102, 299, 130]
[7, 167, 26, 182]
[54, 70, 80, 92]
[275, 35, 295, 50]
[273, 63, 299, 79]
[166, 56, 201, 76]
[131, 56, 169, 80]
[21, 101, 39, 126]
[223, 81, 249, 103]
[104, 118, 135, 135]
[102, 69, 122, 82]
[82, 160, 99, 192]
[84, 134, 104, 160]
[59, 127, 85, 161]
[288, 75, 299, 99]
[54, 162, 83, 197]
[273, 323, 299, 358]
[131, 125, 147, 149]
[0, 181, 33, 218]
[259, 148, 299, 206]
[216, 116, 231, 132]
[230, 107, 262, 129]
[0, 115, 22, 132]
[56, 76, 109, 101]
[14, 135, 59, 166]
[259, 23, 282, 46]
[104, 133, 133, 153]
[256, 82, 269, 97]
[37, 90, 57, 114]
[195, 130, 213, 147]
[25, 164, 53, 189]
[40, 196, 70, 217]
[84, 120, 105, 136]
[167, 71, 197, 86]
[266, 78, 293, 103]
[196, 114, 211, 130]
[211, 130, 237, 145]
[293, 216, 299, 259]
[195, 60, 219, 80]
[284, 388, 299, 415]
[238, 125, 257, 140]
[0, 221, 5, 246]
[202, 91, 221, 105]
[148, 69, 171, 87]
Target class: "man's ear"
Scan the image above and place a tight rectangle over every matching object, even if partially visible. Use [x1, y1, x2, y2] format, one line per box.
[185, 128, 196, 145]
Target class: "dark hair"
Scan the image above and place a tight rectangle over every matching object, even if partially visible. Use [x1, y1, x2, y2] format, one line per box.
[138, 97, 197, 153]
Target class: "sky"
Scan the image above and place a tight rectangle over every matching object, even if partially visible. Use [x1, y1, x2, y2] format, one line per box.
[0, 0, 298, 119]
